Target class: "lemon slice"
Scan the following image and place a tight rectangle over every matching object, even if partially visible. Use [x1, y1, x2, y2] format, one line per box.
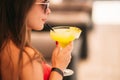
[70, 27, 82, 39]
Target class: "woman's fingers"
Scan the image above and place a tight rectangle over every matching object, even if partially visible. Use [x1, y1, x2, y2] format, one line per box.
[52, 41, 73, 70]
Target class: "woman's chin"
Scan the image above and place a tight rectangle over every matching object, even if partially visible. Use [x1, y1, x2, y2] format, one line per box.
[33, 24, 44, 30]
[27, 24, 45, 31]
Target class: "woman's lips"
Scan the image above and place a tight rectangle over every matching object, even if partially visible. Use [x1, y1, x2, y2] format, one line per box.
[42, 19, 47, 22]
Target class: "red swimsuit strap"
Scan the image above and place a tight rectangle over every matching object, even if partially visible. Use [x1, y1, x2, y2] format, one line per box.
[42, 62, 51, 80]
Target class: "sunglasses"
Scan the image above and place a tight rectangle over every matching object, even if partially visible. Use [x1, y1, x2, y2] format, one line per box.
[35, 1, 50, 12]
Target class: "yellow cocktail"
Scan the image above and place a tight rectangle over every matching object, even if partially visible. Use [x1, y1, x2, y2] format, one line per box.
[50, 26, 82, 47]
[50, 26, 82, 76]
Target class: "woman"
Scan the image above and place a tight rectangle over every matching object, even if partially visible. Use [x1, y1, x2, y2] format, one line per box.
[0, 0, 73, 80]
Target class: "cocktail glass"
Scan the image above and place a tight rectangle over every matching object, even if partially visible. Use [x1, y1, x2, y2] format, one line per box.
[50, 26, 82, 76]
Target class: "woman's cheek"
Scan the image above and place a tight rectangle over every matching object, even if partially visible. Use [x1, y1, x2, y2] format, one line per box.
[27, 17, 44, 30]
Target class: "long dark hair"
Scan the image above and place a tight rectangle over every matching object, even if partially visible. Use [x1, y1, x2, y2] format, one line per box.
[0, 0, 44, 80]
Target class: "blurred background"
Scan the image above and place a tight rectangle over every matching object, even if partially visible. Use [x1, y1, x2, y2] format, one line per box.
[31, 0, 120, 80]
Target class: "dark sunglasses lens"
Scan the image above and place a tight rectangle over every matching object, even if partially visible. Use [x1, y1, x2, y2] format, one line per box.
[45, 5, 47, 10]
[40, 4, 47, 12]
[44, 4, 48, 12]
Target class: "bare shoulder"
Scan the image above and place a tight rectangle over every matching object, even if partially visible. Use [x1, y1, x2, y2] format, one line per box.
[21, 47, 44, 80]
[24, 47, 36, 57]
[23, 46, 43, 64]
[2, 41, 44, 80]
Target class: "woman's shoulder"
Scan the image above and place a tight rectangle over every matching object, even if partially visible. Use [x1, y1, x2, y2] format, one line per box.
[23, 47, 43, 63]
[21, 47, 44, 80]
[24, 47, 36, 57]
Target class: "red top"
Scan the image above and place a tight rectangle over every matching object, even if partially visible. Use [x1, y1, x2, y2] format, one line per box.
[42, 62, 51, 80]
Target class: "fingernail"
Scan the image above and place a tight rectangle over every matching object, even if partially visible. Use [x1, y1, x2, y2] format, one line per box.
[56, 41, 58, 46]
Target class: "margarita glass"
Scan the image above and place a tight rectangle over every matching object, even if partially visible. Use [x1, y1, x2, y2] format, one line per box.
[50, 26, 82, 76]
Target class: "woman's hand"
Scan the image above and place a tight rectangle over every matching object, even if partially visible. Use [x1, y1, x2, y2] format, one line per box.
[51, 42, 73, 71]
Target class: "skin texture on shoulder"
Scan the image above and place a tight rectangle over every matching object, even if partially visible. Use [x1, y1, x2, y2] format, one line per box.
[1, 40, 44, 80]
[21, 47, 44, 80]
